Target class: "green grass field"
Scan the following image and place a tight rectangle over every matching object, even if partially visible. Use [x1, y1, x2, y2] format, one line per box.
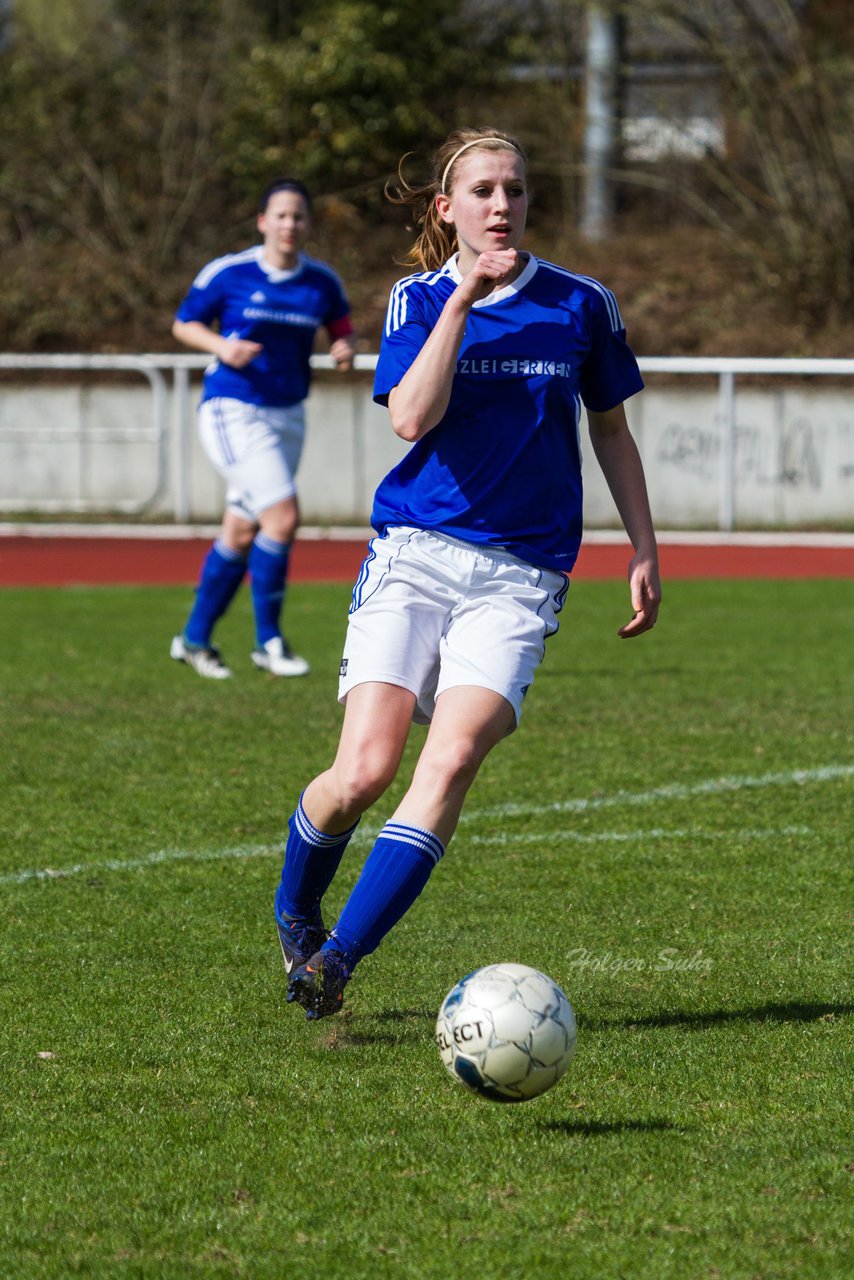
[1, 578, 851, 1279]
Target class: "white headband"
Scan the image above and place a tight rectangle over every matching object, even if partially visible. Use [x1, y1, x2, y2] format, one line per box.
[440, 137, 523, 193]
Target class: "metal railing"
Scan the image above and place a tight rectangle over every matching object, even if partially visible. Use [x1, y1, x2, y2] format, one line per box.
[0, 354, 170, 515]
[1, 352, 853, 528]
[636, 356, 854, 531]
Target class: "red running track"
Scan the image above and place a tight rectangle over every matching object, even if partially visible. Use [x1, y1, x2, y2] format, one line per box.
[0, 534, 852, 586]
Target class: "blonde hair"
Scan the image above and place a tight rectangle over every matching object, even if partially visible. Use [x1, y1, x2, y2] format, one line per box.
[386, 127, 527, 272]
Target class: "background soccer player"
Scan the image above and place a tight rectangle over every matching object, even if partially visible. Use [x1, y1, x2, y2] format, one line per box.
[170, 178, 356, 679]
[274, 127, 661, 1017]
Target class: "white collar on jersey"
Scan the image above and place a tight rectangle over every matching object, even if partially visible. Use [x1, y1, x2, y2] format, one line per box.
[255, 245, 306, 283]
[446, 252, 538, 307]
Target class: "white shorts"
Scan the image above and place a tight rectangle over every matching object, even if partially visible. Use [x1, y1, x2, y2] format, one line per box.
[338, 527, 569, 728]
[197, 397, 306, 521]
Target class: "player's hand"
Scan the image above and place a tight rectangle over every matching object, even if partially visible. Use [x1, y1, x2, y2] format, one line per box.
[219, 337, 263, 369]
[457, 250, 520, 306]
[618, 552, 661, 638]
[330, 335, 356, 371]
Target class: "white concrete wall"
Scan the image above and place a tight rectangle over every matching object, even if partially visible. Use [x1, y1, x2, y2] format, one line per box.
[1, 369, 852, 527]
[618, 384, 854, 529]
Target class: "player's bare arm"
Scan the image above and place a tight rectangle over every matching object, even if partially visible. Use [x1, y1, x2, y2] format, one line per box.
[388, 249, 519, 442]
[587, 404, 661, 638]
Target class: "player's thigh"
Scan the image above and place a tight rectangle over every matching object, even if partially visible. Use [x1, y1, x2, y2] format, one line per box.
[332, 681, 416, 792]
[419, 684, 515, 777]
[394, 686, 513, 845]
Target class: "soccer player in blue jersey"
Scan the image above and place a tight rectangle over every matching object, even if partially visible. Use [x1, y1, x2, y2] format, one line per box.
[170, 179, 356, 679]
[275, 127, 661, 1017]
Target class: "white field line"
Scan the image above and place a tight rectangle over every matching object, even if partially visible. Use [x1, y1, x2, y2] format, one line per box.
[2, 764, 849, 888]
[469, 826, 811, 848]
[461, 763, 854, 824]
[0, 842, 278, 885]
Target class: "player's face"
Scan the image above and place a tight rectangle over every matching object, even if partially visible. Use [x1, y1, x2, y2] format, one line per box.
[437, 149, 528, 270]
[258, 191, 311, 269]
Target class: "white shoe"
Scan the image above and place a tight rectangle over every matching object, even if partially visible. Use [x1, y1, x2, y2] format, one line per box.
[170, 634, 233, 679]
[251, 636, 310, 678]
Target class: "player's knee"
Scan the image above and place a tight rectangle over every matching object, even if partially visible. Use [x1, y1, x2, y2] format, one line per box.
[330, 756, 396, 815]
[423, 738, 483, 796]
[278, 512, 299, 543]
[222, 514, 257, 556]
[258, 499, 299, 545]
[226, 528, 255, 556]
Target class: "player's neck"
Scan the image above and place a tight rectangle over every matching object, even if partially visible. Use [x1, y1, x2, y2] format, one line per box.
[262, 246, 300, 273]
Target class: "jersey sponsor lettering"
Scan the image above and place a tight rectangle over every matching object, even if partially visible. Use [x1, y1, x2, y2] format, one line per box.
[242, 307, 320, 328]
[457, 356, 575, 378]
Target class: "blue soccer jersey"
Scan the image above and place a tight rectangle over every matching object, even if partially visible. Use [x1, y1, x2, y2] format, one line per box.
[176, 247, 352, 407]
[372, 254, 643, 573]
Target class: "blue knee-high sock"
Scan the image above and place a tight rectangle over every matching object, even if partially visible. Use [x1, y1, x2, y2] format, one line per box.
[324, 822, 445, 967]
[275, 796, 360, 924]
[249, 533, 291, 647]
[184, 540, 247, 647]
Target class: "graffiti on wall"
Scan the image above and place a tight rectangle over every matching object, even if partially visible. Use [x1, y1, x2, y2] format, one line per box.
[656, 414, 852, 490]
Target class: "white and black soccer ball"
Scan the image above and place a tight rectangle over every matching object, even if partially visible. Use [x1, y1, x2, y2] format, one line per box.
[435, 963, 577, 1102]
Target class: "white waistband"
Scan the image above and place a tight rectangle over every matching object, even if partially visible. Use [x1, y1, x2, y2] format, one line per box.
[391, 525, 531, 569]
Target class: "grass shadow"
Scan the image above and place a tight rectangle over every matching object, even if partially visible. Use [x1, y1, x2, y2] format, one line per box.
[372, 1008, 435, 1023]
[580, 1000, 852, 1032]
[541, 1118, 688, 1137]
[320, 1001, 850, 1049]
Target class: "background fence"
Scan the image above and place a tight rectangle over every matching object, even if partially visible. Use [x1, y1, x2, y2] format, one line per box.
[1, 354, 853, 530]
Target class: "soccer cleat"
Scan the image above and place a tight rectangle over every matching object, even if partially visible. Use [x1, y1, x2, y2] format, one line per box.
[170, 634, 232, 679]
[251, 635, 310, 678]
[287, 947, 352, 1020]
[276, 914, 329, 979]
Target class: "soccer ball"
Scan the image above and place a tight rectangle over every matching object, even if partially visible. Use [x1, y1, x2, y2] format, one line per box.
[435, 963, 577, 1102]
